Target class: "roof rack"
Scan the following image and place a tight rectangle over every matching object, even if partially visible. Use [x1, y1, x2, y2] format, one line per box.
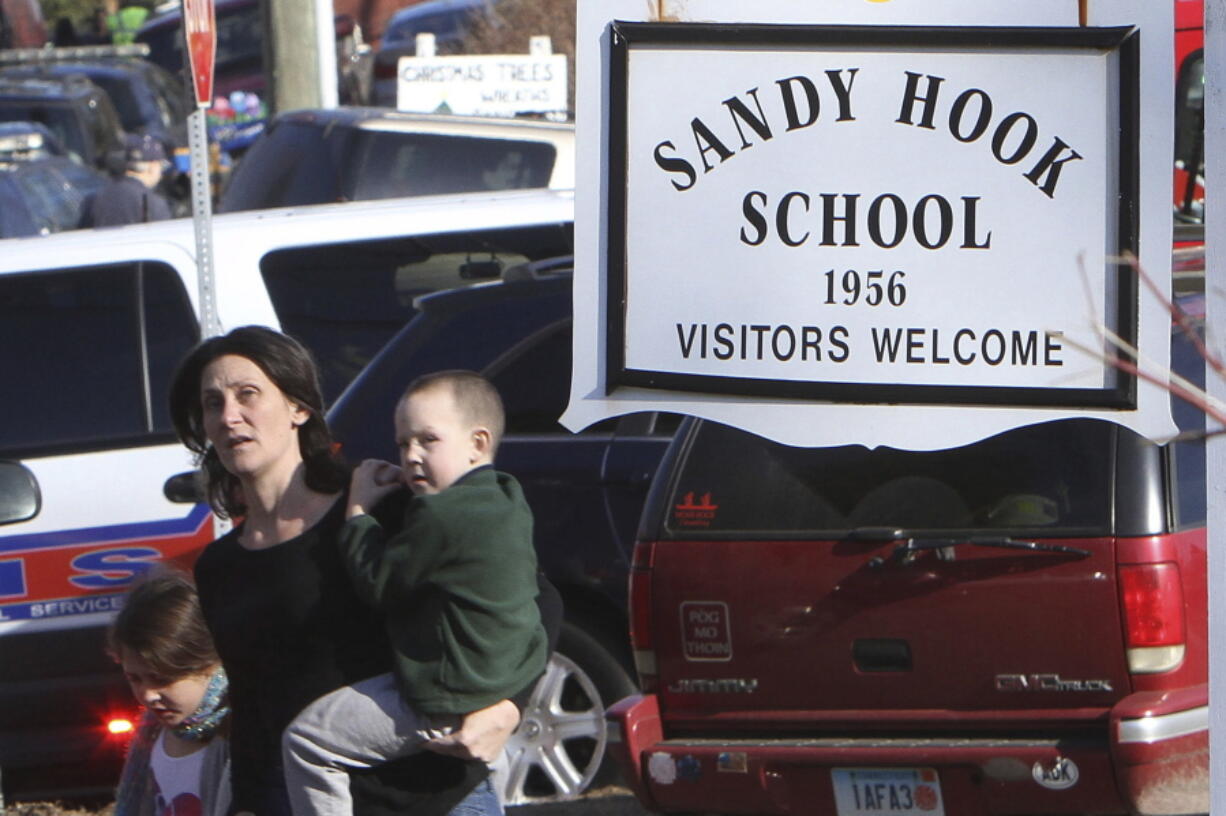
[0, 44, 150, 65]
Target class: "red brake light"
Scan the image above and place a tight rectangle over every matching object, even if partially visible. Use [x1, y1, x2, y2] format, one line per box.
[629, 540, 657, 692]
[107, 716, 136, 737]
[1119, 562, 1186, 673]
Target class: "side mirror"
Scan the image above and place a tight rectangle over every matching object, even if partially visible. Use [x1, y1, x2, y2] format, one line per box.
[164, 470, 207, 504]
[0, 461, 40, 525]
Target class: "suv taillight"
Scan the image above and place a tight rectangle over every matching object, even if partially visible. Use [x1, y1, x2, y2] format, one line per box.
[629, 540, 657, 692]
[1118, 562, 1186, 673]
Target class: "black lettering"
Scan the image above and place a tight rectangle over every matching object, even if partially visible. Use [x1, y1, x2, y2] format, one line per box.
[932, 329, 950, 364]
[653, 141, 696, 191]
[991, 111, 1038, 165]
[820, 193, 859, 247]
[897, 71, 944, 129]
[778, 192, 811, 247]
[948, 88, 992, 142]
[829, 326, 851, 361]
[1012, 331, 1038, 365]
[802, 326, 822, 361]
[961, 196, 992, 249]
[872, 327, 904, 362]
[1045, 331, 1064, 365]
[776, 75, 820, 130]
[722, 88, 773, 150]
[677, 324, 698, 358]
[713, 323, 734, 360]
[740, 191, 768, 245]
[982, 329, 1006, 364]
[913, 194, 953, 249]
[954, 328, 976, 364]
[906, 327, 924, 362]
[868, 194, 907, 248]
[825, 68, 858, 121]
[1024, 137, 1083, 198]
[691, 117, 735, 172]
[772, 326, 796, 360]
[750, 325, 770, 359]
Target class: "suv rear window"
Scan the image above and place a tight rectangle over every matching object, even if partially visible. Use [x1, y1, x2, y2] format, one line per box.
[220, 122, 557, 211]
[668, 419, 1116, 537]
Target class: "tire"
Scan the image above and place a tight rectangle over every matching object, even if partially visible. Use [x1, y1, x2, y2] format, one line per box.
[494, 620, 638, 806]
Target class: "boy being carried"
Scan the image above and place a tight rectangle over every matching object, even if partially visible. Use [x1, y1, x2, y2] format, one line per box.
[282, 370, 548, 816]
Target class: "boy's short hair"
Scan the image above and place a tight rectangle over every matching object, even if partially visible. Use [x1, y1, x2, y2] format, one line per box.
[401, 370, 506, 455]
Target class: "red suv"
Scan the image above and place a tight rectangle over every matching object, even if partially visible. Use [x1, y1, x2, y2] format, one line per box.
[610, 288, 1206, 815]
[609, 7, 1207, 815]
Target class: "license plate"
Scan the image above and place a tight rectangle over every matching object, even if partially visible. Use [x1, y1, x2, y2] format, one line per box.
[831, 768, 945, 816]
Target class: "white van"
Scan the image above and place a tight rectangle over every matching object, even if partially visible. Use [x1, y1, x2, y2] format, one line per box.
[0, 189, 573, 801]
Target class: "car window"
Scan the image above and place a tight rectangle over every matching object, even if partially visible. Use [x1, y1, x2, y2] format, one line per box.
[669, 419, 1116, 536]
[0, 103, 85, 161]
[86, 73, 144, 132]
[260, 224, 572, 402]
[348, 132, 556, 200]
[0, 262, 198, 456]
[219, 120, 350, 211]
[1169, 319, 1207, 529]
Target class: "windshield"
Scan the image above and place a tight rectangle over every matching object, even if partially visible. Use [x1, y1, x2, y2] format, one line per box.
[0, 104, 86, 161]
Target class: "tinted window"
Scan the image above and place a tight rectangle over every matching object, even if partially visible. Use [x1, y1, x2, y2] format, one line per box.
[0, 103, 85, 160]
[0, 263, 198, 455]
[671, 419, 1115, 536]
[261, 225, 573, 402]
[486, 322, 571, 433]
[220, 124, 557, 212]
[349, 132, 555, 200]
[219, 121, 349, 211]
[1169, 321, 1207, 528]
[86, 73, 144, 132]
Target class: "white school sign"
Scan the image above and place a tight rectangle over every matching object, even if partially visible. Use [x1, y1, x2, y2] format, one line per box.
[563, 0, 1175, 451]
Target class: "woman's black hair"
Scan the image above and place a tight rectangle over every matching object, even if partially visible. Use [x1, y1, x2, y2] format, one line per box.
[168, 326, 348, 518]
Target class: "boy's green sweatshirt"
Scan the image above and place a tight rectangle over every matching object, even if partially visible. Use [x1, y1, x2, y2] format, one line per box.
[340, 466, 548, 714]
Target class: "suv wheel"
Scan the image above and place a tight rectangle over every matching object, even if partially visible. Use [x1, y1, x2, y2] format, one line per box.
[496, 622, 637, 805]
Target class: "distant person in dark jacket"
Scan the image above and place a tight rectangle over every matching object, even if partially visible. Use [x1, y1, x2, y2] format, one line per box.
[80, 133, 172, 227]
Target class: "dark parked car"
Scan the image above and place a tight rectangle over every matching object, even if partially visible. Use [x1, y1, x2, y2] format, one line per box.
[0, 58, 190, 158]
[0, 74, 125, 171]
[218, 107, 572, 213]
[0, 155, 106, 236]
[608, 294, 1208, 815]
[328, 259, 676, 805]
[371, 0, 494, 106]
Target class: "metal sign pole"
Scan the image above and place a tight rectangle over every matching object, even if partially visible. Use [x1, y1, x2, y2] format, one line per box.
[188, 108, 220, 338]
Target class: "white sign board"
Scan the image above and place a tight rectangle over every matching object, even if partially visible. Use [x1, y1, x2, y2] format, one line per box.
[397, 54, 568, 117]
[565, 0, 1175, 450]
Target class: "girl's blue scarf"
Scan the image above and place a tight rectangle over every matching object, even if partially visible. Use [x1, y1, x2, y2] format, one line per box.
[113, 667, 229, 816]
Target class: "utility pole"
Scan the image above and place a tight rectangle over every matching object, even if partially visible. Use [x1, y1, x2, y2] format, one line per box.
[262, 0, 338, 114]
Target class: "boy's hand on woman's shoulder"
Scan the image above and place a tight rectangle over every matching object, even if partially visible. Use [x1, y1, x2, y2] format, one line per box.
[347, 459, 404, 519]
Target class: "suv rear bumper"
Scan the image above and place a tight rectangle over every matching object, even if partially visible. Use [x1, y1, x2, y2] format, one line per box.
[607, 693, 1207, 815]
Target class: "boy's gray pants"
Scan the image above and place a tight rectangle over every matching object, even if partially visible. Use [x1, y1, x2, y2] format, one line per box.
[282, 672, 459, 816]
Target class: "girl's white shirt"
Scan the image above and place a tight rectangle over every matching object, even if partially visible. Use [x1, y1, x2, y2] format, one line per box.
[150, 730, 208, 813]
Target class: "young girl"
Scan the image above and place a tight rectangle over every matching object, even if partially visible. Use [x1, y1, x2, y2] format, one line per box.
[110, 569, 231, 816]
